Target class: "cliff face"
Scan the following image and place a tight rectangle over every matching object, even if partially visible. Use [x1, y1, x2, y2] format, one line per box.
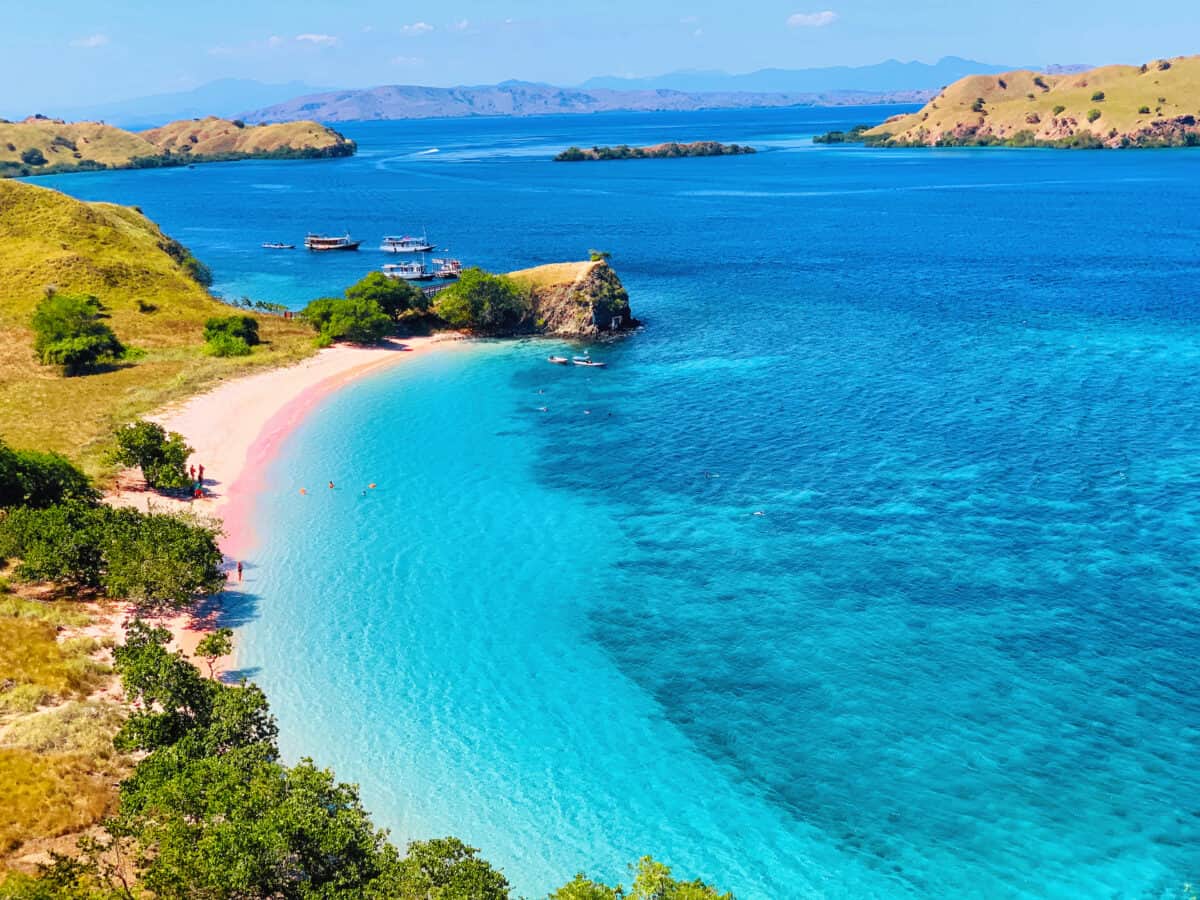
[507, 260, 639, 339]
[860, 55, 1200, 148]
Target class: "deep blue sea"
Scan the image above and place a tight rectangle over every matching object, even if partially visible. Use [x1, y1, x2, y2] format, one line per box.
[39, 107, 1200, 898]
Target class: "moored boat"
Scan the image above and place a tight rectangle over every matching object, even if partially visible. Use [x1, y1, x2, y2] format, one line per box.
[262, 241, 295, 250]
[548, 355, 570, 365]
[382, 261, 435, 281]
[381, 234, 435, 253]
[305, 233, 361, 252]
[573, 355, 606, 368]
[432, 258, 463, 279]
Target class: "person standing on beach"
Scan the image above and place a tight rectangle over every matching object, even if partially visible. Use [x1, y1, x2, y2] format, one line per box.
[190, 464, 196, 481]
[198, 464, 205, 483]
[237, 561, 243, 582]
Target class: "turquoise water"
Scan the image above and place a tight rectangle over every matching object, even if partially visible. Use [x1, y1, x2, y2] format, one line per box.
[40, 109, 1200, 897]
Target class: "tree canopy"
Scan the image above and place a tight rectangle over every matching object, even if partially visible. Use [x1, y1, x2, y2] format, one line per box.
[433, 268, 531, 334]
[345, 271, 431, 318]
[30, 292, 125, 375]
[0, 440, 97, 509]
[0, 503, 224, 611]
[110, 421, 192, 490]
[301, 296, 393, 345]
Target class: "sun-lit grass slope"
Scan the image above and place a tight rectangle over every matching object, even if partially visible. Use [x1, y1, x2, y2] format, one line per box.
[0, 593, 128, 866]
[0, 117, 157, 169]
[864, 55, 1200, 147]
[0, 115, 353, 177]
[141, 116, 354, 156]
[507, 260, 597, 289]
[0, 179, 315, 470]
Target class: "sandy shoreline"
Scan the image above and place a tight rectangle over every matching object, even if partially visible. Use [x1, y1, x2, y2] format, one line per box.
[105, 334, 457, 673]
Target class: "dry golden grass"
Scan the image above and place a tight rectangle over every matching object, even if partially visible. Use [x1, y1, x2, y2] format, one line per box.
[0, 749, 118, 856]
[0, 119, 156, 169]
[0, 116, 349, 173]
[0, 179, 316, 473]
[507, 260, 597, 290]
[142, 117, 349, 155]
[868, 54, 1200, 145]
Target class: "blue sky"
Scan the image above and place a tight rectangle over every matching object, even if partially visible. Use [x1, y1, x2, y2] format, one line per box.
[4, 0, 1198, 109]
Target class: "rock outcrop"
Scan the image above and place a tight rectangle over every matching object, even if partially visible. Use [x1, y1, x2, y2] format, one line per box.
[507, 260, 639, 339]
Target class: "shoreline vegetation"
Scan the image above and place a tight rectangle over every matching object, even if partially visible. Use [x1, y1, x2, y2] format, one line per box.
[555, 141, 756, 162]
[0, 170, 706, 894]
[813, 54, 1200, 149]
[0, 115, 354, 179]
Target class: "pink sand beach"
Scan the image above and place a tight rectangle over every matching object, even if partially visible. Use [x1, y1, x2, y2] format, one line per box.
[106, 335, 457, 672]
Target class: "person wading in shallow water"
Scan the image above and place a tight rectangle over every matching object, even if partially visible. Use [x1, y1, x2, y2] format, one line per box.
[237, 561, 243, 582]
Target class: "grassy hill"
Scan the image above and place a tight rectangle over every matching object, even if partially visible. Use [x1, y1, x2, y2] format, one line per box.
[508, 259, 636, 337]
[848, 55, 1200, 148]
[0, 115, 354, 177]
[0, 179, 315, 472]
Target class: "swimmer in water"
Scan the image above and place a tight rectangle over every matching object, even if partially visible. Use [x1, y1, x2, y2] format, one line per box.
[328, 481, 335, 490]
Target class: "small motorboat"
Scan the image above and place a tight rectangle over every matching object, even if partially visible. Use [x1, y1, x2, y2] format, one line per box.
[432, 258, 463, 279]
[573, 356, 606, 368]
[548, 355, 570, 365]
[381, 234, 435, 253]
[262, 241, 295, 250]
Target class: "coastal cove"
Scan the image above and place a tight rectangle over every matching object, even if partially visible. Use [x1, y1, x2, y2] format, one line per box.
[32, 105, 1200, 897]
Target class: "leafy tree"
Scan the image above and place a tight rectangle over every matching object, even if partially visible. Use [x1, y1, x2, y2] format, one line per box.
[0, 501, 107, 588]
[111, 420, 192, 490]
[589, 250, 613, 262]
[196, 627, 233, 679]
[301, 296, 393, 344]
[1087, 108, 1102, 122]
[345, 271, 430, 318]
[101, 508, 225, 612]
[19, 147, 46, 166]
[392, 837, 510, 899]
[552, 857, 732, 900]
[433, 268, 531, 334]
[0, 441, 97, 509]
[0, 505, 223, 612]
[1091, 91, 1105, 102]
[31, 293, 125, 375]
[1139, 105, 1151, 114]
[1052, 105, 1066, 115]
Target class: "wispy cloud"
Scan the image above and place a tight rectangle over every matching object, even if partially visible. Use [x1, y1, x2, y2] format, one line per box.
[391, 55, 424, 66]
[401, 22, 434, 36]
[70, 34, 109, 48]
[266, 35, 285, 48]
[449, 19, 470, 32]
[296, 33, 339, 46]
[786, 10, 837, 27]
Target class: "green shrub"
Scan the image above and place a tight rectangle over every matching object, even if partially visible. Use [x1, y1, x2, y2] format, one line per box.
[204, 333, 252, 357]
[31, 292, 125, 375]
[1052, 105, 1066, 116]
[19, 147, 46, 166]
[1139, 106, 1151, 114]
[203, 314, 260, 353]
[344, 271, 429, 317]
[433, 268, 531, 334]
[300, 296, 392, 344]
[1087, 109, 1102, 122]
[0, 440, 97, 509]
[1091, 91, 1105, 102]
[110, 421, 192, 490]
[971, 97, 986, 112]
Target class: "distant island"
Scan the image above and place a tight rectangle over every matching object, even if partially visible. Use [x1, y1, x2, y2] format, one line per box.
[555, 141, 756, 162]
[814, 55, 1200, 149]
[0, 115, 354, 178]
[241, 82, 934, 124]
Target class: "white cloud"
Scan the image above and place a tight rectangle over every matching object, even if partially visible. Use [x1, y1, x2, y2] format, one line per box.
[296, 33, 339, 46]
[267, 35, 285, 48]
[450, 19, 470, 31]
[401, 22, 434, 36]
[70, 34, 109, 48]
[786, 10, 837, 27]
[391, 55, 424, 67]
